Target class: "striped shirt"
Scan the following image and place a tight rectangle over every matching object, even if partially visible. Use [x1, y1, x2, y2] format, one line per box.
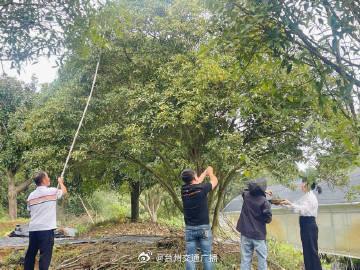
[27, 186, 62, 231]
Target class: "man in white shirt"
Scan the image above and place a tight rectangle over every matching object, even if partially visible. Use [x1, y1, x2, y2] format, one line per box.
[24, 171, 67, 270]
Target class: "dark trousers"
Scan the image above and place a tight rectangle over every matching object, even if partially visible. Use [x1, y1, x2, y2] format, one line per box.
[299, 216, 322, 270]
[24, 230, 54, 270]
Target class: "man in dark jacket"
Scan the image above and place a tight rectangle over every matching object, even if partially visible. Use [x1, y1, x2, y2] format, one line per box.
[236, 178, 272, 270]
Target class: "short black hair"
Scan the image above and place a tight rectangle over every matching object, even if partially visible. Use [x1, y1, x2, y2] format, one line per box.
[311, 182, 322, 194]
[302, 177, 322, 194]
[181, 169, 195, 183]
[33, 171, 47, 186]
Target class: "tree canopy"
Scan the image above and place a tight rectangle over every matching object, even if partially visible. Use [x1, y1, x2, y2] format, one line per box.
[0, 75, 36, 219]
[2, 0, 360, 223]
[0, 0, 93, 70]
[209, 0, 360, 182]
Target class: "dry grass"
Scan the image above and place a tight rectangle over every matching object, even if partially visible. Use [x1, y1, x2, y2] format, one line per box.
[0, 219, 28, 238]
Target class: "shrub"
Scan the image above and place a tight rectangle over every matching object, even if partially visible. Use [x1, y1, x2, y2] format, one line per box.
[88, 190, 131, 221]
[0, 205, 6, 219]
[267, 238, 303, 270]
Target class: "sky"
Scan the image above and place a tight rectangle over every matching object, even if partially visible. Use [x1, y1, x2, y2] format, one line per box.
[2, 56, 59, 85]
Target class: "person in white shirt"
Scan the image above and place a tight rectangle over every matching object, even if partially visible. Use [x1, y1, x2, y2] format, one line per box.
[24, 171, 67, 270]
[280, 178, 322, 270]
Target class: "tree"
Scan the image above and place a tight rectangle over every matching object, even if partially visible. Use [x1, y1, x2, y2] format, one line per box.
[211, 0, 360, 113]
[40, 0, 321, 231]
[21, 0, 322, 231]
[210, 0, 360, 182]
[115, 51, 322, 230]
[140, 185, 163, 223]
[0, 75, 35, 219]
[0, 0, 94, 70]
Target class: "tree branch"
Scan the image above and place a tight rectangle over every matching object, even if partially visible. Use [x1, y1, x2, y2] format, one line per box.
[125, 155, 184, 212]
[291, 27, 360, 87]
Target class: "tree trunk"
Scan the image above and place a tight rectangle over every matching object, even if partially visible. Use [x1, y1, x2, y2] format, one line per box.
[140, 185, 162, 223]
[211, 171, 237, 234]
[130, 181, 141, 222]
[7, 170, 17, 220]
[211, 190, 224, 234]
[150, 212, 157, 223]
[127, 156, 184, 212]
[7, 169, 33, 220]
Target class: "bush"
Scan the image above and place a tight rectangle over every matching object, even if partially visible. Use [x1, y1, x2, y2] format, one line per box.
[74, 223, 92, 237]
[4, 248, 25, 266]
[88, 190, 131, 221]
[157, 216, 184, 229]
[267, 238, 303, 270]
[0, 205, 6, 219]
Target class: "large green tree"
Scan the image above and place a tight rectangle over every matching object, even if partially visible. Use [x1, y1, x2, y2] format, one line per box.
[23, 0, 324, 231]
[114, 52, 321, 230]
[0, 0, 94, 69]
[0, 76, 35, 219]
[209, 0, 360, 184]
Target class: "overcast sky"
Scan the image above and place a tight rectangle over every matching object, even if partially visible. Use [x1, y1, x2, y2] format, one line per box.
[2, 56, 59, 85]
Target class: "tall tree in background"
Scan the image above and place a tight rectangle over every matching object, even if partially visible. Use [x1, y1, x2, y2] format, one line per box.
[209, 0, 360, 184]
[0, 0, 94, 70]
[0, 76, 35, 219]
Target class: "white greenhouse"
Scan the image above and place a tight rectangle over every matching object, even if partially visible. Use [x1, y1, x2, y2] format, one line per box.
[222, 169, 360, 258]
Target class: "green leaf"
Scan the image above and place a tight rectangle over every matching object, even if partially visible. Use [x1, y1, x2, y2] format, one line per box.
[303, 118, 314, 129]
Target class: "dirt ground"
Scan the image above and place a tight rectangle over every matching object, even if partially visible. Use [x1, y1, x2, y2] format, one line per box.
[82, 218, 184, 239]
[0, 237, 242, 270]
[0, 218, 244, 269]
[1, 219, 281, 269]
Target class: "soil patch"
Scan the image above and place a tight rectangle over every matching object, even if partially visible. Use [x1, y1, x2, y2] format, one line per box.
[83, 218, 183, 239]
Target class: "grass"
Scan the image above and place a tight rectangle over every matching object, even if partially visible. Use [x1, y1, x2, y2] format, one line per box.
[157, 216, 184, 230]
[267, 238, 303, 270]
[0, 218, 28, 237]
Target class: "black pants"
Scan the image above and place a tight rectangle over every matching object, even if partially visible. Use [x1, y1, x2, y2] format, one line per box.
[299, 216, 322, 270]
[24, 230, 54, 270]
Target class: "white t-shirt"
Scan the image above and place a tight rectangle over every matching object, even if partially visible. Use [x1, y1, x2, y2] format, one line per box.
[27, 186, 62, 231]
[286, 190, 318, 217]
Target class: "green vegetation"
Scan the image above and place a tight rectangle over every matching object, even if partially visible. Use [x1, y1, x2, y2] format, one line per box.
[1, 0, 360, 268]
[267, 239, 303, 270]
[0, 0, 94, 70]
[1, 0, 359, 229]
[0, 219, 28, 238]
[0, 206, 6, 220]
[157, 216, 184, 230]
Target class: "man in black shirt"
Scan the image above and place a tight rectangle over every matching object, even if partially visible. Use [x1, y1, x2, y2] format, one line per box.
[181, 166, 218, 270]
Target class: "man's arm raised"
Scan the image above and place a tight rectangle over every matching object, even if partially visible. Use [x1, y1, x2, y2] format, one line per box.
[198, 168, 208, 183]
[207, 166, 218, 190]
[58, 177, 67, 197]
